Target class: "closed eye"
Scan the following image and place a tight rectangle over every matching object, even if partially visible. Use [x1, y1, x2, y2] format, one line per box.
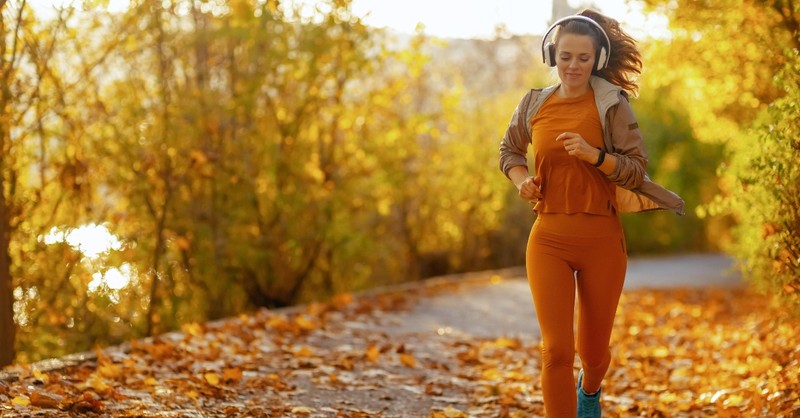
[559, 54, 592, 62]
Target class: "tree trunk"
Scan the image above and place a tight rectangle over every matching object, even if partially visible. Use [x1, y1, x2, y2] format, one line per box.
[144, 0, 174, 336]
[0, 0, 20, 368]
[0, 183, 15, 367]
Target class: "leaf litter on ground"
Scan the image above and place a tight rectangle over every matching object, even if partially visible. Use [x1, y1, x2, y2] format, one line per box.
[1, 273, 798, 417]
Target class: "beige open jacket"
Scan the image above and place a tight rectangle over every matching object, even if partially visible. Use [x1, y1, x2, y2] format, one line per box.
[499, 76, 685, 216]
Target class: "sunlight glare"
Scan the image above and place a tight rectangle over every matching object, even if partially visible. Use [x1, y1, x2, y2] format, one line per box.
[346, 0, 670, 40]
[43, 224, 122, 259]
[29, 0, 669, 40]
[106, 0, 130, 13]
[89, 264, 133, 292]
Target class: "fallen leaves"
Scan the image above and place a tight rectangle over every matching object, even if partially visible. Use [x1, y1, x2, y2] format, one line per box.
[10, 395, 29, 407]
[428, 405, 470, 417]
[608, 287, 800, 417]
[0, 277, 799, 417]
[399, 353, 417, 368]
[365, 344, 381, 363]
[204, 372, 221, 386]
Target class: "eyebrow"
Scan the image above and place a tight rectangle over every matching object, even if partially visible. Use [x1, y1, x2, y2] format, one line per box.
[559, 52, 593, 56]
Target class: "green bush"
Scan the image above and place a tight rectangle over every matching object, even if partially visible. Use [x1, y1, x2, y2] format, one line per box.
[622, 85, 724, 254]
[705, 49, 800, 312]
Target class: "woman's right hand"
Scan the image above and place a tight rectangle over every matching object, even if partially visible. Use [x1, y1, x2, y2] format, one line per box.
[517, 175, 543, 202]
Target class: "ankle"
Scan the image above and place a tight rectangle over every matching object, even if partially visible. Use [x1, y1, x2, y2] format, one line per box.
[580, 386, 600, 397]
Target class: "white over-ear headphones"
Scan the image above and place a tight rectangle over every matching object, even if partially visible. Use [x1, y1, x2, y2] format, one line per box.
[541, 15, 611, 71]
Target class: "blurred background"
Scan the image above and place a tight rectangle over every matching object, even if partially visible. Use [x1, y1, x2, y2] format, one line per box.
[1, 0, 798, 365]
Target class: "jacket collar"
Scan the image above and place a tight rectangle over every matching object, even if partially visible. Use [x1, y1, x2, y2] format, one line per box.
[589, 76, 624, 118]
[526, 76, 624, 131]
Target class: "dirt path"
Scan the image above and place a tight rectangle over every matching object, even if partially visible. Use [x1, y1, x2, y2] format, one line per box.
[379, 253, 741, 339]
[2, 253, 756, 418]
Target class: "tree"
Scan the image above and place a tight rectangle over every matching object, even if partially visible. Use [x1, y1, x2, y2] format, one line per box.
[620, 82, 723, 253]
[0, 1, 99, 366]
[642, 0, 800, 309]
[640, 0, 798, 143]
[707, 51, 800, 311]
[0, 2, 14, 363]
[83, 0, 398, 337]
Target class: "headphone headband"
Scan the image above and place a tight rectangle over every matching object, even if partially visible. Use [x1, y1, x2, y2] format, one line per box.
[541, 15, 612, 70]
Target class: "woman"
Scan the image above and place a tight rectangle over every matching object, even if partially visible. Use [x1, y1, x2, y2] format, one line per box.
[498, 9, 684, 418]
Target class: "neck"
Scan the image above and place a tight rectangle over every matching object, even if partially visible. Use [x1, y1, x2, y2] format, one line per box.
[557, 83, 590, 98]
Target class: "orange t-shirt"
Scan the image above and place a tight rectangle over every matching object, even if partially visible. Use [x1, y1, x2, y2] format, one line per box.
[530, 88, 617, 215]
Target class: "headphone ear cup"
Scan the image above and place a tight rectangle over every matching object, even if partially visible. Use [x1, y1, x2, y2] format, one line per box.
[545, 43, 556, 67]
[596, 47, 608, 71]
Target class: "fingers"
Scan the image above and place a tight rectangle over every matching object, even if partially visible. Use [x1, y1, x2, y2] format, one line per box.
[565, 143, 580, 155]
[556, 132, 577, 142]
[558, 132, 591, 158]
[518, 176, 543, 200]
[557, 132, 586, 145]
[558, 133, 579, 152]
[520, 190, 542, 200]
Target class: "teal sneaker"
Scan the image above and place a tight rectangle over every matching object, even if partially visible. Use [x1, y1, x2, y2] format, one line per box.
[577, 369, 601, 418]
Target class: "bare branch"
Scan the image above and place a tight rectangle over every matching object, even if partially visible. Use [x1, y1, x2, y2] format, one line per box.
[8, 0, 27, 72]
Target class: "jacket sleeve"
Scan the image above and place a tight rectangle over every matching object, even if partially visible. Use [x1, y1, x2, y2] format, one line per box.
[499, 91, 534, 179]
[606, 95, 648, 190]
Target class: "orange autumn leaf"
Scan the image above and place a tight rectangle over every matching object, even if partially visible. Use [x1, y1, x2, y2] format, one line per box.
[29, 391, 63, 409]
[204, 372, 220, 386]
[85, 374, 113, 395]
[11, 395, 31, 406]
[223, 367, 243, 383]
[266, 315, 291, 332]
[131, 340, 175, 360]
[493, 337, 520, 349]
[294, 315, 319, 331]
[293, 345, 314, 358]
[97, 362, 121, 379]
[399, 353, 416, 368]
[428, 406, 468, 418]
[305, 303, 328, 317]
[32, 370, 50, 383]
[365, 344, 380, 363]
[331, 292, 353, 308]
[444, 406, 469, 417]
[328, 372, 340, 385]
[182, 322, 204, 336]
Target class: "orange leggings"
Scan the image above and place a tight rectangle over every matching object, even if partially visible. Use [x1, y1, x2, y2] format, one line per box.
[526, 213, 627, 417]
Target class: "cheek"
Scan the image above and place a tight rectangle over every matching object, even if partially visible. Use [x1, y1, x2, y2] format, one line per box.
[556, 59, 595, 72]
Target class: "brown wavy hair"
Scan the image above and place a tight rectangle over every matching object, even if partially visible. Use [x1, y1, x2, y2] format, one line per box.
[553, 9, 642, 96]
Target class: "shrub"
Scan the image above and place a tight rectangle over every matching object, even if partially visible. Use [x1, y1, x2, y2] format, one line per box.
[704, 49, 800, 313]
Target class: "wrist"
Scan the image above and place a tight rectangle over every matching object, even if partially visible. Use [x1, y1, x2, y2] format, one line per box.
[593, 148, 606, 167]
[511, 172, 531, 190]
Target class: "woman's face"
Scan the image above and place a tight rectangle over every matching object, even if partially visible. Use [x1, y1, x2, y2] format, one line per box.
[555, 33, 596, 90]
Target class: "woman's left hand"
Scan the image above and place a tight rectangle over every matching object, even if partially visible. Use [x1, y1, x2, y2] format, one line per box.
[556, 132, 601, 164]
